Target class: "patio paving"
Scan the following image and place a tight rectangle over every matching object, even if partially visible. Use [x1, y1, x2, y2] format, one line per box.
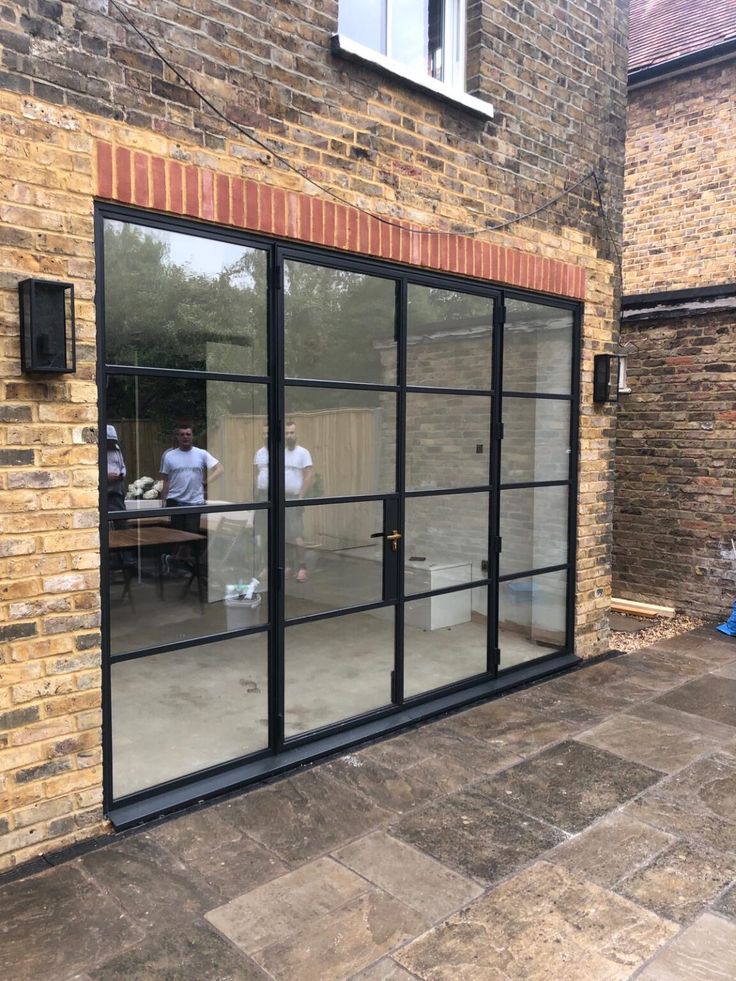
[2, 625, 736, 979]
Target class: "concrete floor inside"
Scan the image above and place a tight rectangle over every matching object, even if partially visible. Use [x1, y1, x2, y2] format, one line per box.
[109, 550, 558, 798]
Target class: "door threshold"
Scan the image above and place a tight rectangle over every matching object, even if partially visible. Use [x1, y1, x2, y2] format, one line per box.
[107, 652, 578, 830]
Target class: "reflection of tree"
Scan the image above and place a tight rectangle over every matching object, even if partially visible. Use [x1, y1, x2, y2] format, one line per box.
[104, 222, 266, 428]
[283, 262, 396, 409]
[103, 223, 494, 426]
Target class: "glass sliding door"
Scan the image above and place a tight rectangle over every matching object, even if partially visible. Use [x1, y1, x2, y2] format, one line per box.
[101, 215, 272, 801]
[99, 208, 581, 819]
[281, 257, 399, 738]
[402, 284, 495, 697]
[498, 299, 576, 669]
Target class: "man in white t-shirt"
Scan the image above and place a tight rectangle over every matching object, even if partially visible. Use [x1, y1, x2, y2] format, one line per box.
[252, 420, 313, 581]
[160, 424, 223, 536]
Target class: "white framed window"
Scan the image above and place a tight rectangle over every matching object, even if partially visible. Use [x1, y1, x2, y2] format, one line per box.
[339, 0, 466, 91]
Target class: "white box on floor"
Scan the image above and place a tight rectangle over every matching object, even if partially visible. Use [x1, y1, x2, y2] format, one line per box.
[343, 545, 471, 630]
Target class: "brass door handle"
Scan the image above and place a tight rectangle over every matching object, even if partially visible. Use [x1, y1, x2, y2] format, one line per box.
[386, 530, 402, 552]
[370, 530, 403, 552]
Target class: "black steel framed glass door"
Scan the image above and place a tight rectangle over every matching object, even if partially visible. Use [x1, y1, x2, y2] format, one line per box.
[278, 254, 401, 739]
[401, 282, 497, 699]
[99, 205, 580, 825]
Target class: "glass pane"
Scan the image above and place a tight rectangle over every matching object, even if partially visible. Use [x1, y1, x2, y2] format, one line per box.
[284, 260, 396, 384]
[104, 219, 267, 375]
[501, 397, 571, 484]
[404, 493, 488, 593]
[284, 609, 394, 736]
[107, 508, 267, 656]
[284, 501, 384, 619]
[391, 0, 445, 80]
[499, 571, 567, 668]
[284, 387, 396, 496]
[339, 0, 386, 52]
[499, 486, 568, 576]
[106, 376, 267, 510]
[407, 285, 493, 389]
[405, 393, 490, 491]
[111, 634, 269, 797]
[404, 587, 487, 697]
[503, 299, 573, 395]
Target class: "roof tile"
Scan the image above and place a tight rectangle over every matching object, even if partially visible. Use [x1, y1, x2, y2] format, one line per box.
[629, 0, 736, 74]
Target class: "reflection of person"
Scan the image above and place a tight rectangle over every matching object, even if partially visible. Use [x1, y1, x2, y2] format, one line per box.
[159, 423, 223, 534]
[252, 420, 313, 582]
[285, 421, 314, 582]
[106, 425, 127, 515]
[253, 425, 269, 578]
[106, 424, 135, 569]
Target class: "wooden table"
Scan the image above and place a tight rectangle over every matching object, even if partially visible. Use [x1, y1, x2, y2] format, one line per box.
[109, 526, 206, 601]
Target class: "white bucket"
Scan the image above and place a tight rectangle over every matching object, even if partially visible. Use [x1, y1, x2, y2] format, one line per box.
[225, 593, 262, 630]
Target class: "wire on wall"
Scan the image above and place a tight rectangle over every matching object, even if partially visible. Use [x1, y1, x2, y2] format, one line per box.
[109, 0, 619, 252]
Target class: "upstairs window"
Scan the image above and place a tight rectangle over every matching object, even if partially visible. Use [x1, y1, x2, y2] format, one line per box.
[339, 0, 466, 91]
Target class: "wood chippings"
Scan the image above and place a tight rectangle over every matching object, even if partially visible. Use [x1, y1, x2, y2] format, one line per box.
[610, 612, 705, 653]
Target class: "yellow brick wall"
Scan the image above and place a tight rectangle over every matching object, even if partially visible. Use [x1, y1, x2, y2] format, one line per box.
[624, 61, 736, 294]
[0, 89, 617, 872]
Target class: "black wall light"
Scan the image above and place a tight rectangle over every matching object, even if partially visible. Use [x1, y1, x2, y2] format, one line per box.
[593, 353, 621, 404]
[19, 279, 76, 374]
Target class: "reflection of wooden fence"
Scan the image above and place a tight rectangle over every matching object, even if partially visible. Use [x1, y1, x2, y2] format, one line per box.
[112, 408, 381, 546]
[113, 421, 168, 486]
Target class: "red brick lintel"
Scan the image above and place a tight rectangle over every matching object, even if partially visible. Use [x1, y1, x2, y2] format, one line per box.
[96, 141, 586, 300]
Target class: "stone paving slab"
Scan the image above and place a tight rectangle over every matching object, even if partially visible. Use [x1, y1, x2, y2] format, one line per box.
[333, 831, 484, 922]
[145, 804, 289, 902]
[80, 834, 222, 929]
[88, 920, 268, 980]
[549, 811, 676, 889]
[321, 753, 438, 814]
[625, 699, 736, 742]
[2, 626, 736, 981]
[352, 958, 416, 980]
[205, 857, 370, 954]
[390, 783, 565, 883]
[253, 889, 427, 980]
[483, 739, 662, 833]
[0, 864, 144, 981]
[216, 766, 394, 864]
[394, 861, 678, 980]
[655, 674, 736, 727]
[577, 711, 726, 772]
[636, 911, 736, 980]
[617, 840, 736, 924]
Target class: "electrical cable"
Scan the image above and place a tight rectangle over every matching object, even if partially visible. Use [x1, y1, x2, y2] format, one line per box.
[109, 0, 615, 245]
[592, 170, 623, 278]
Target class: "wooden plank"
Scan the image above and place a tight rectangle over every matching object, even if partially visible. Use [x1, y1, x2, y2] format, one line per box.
[611, 597, 676, 619]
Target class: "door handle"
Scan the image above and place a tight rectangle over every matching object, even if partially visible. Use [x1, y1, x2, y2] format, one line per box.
[371, 529, 402, 552]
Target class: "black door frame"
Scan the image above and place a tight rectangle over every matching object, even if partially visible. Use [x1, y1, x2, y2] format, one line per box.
[95, 204, 582, 829]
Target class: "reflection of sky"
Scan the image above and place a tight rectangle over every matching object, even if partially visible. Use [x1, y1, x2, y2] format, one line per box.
[143, 225, 253, 283]
[339, 0, 386, 51]
[391, 0, 428, 73]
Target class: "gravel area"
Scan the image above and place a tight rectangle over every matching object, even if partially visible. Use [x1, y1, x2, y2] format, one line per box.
[610, 612, 705, 653]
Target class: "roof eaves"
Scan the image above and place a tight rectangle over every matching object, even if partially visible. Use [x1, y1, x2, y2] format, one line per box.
[628, 35, 736, 88]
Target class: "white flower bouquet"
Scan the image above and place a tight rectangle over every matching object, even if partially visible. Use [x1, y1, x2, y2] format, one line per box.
[126, 477, 164, 501]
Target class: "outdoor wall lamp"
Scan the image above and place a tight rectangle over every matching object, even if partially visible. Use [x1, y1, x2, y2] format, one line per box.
[593, 353, 621, 403]
[19, 278, 76, 373]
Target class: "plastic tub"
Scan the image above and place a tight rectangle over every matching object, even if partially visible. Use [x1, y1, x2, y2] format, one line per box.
[224, 593, 262, 630]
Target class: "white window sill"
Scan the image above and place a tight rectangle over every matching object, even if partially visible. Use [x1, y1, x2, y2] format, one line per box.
[330, 34, 494, 120]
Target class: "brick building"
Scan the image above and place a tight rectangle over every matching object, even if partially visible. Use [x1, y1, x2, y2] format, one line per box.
[0, 0, 628, 871]
[615, 0, 736, 620]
